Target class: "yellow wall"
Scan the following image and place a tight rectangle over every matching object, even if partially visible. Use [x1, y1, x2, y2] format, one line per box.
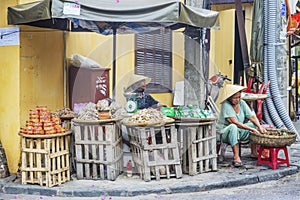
[210, 4, 253, 82]
[1, 0, 66, 172]
[0, 46, 20, 173]
[20, 27, 65, 125]
[0, 25, 65, 173]
[0, 0, 20, 173]
[210, 9, 235, 80]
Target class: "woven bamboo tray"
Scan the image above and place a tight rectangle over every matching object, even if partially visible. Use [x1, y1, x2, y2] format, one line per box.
[250, 128, 296, 147]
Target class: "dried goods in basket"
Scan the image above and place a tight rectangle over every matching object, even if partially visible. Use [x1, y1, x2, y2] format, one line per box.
[122, 117, 175, 127]
[250, 128, 296, 147]
[122, 108, 175, 127]
[51, 107, 77, 119]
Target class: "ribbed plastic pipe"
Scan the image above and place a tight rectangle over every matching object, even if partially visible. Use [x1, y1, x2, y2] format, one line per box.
[263, 0, 284, 128]
[264, 1, 299, 138]
[262, 6, 276, 126]
[267, 2, 298, 132]
[262, 100, 275, 126]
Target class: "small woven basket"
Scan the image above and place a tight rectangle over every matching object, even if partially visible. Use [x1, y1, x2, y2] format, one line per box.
[98, 110, 111, 120]
[250, 128, 296, 147]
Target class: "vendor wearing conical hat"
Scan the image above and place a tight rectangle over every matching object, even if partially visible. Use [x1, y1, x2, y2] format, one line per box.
[125, 74, 164, 110]
[216, 84, 266, 167]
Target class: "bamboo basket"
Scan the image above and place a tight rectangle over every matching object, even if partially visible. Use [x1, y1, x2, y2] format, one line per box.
[250, 128, 296, 147]
[98, 110, 111, 119]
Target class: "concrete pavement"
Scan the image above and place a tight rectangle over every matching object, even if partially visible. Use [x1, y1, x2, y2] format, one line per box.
[0, 122, 300, 198]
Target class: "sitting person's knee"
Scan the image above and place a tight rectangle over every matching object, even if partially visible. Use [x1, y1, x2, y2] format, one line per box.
[228, 124, 238, 131]
[221, 124, 238, 143]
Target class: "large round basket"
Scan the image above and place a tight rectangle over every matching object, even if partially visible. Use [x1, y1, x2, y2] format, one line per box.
[250, 128, 296, 147]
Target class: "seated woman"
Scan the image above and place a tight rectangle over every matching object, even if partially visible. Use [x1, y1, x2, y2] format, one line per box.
[122, 74, 165, 148]
[125, 74, 165, 110]
[216, 84, 266, 167]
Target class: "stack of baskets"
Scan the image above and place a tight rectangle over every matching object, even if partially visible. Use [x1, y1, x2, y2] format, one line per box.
[250, 128, 296, 147]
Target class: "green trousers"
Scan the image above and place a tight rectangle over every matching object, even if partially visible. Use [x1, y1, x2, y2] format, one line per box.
[221, 122, 256, 146]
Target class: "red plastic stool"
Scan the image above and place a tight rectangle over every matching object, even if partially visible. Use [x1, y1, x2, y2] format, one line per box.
[256, 146, 290, 170]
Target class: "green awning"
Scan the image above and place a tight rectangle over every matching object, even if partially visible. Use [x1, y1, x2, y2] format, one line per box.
[8, 0, 219, 32]
[8, 0, 51, 24]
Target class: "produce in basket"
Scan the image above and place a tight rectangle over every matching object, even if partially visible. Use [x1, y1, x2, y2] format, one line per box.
[261, 128, 291, 136]
[122, 108, 173, 126]
[76, 100, 127, 120]
[51, 107, 77, 119]
[250, 128, 296, 147]
[76, 102, 98, 120]
[96, 99, 126, 119]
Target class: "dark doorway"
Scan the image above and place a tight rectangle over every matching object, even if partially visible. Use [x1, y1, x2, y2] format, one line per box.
[233, 11, 245, 84]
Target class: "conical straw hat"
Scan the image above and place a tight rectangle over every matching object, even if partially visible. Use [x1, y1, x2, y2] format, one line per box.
[218, 84, 247, 104]
[124, 74, 151, 93]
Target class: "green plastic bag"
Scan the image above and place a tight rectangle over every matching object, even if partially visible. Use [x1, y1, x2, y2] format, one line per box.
[161, 107, 175, 117]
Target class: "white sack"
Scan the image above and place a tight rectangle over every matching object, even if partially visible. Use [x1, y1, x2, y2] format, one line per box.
[70, 54, 101, 68]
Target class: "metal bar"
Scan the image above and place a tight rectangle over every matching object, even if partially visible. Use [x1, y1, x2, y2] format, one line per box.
[112, 26, 117, 99]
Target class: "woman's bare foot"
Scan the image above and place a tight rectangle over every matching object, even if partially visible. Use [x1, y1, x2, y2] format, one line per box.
[233, 156, 242, 163]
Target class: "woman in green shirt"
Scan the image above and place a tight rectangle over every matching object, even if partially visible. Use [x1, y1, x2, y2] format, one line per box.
[217, 84, 266, 167]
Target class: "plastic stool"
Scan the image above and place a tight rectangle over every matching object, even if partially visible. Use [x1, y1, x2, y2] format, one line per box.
[256, 146, 290, 170]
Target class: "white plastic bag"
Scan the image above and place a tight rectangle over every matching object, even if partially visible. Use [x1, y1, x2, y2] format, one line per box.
[70, 54, 101, 68]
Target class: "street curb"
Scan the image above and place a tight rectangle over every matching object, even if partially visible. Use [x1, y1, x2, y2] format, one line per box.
[203, 175, 259, 191]
[0, 166, 299, 197]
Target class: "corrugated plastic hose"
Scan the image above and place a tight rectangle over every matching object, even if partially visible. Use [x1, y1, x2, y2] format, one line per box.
[263, 102, 275, 126]
[261, 0, 274, 127]
[263, 0, 284, 128]
[263, 1, 299, 139]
